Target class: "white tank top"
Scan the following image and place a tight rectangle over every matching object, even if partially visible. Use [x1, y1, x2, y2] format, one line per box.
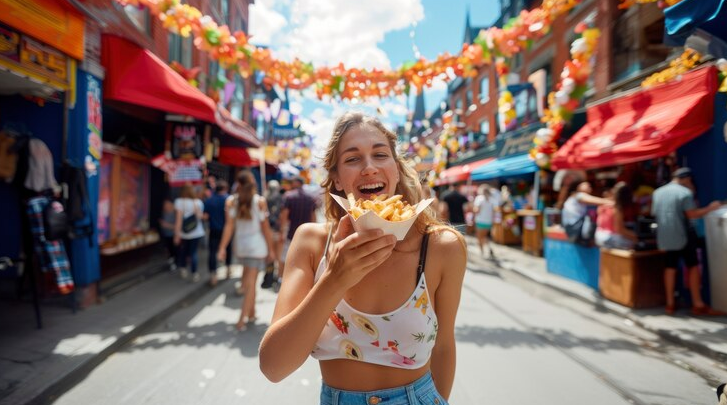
[310, 231, 437, 369]
[230, 194, 268, 258]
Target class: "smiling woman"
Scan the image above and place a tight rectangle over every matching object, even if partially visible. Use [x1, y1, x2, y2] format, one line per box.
[259, 111, 467, 405]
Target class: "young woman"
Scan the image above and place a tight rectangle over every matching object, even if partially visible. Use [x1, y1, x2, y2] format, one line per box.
[595, 182, 638, 250]
[259, 112, 467, 404]
[473, 184, 496, 259]
[173, 184, 205, 282]
[218, 170, 274, 331]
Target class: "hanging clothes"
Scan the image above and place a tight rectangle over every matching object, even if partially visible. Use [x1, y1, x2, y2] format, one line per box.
[26, 196, 74, 294]
[0, 131, 18, 182]
[25, 138, 59, 193]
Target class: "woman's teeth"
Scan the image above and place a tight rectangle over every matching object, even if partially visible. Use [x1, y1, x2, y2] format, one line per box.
[358, 183, 385, 193]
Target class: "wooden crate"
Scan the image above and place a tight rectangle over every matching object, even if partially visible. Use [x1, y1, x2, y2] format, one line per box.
[599, 249, 666, 308]
[491, 208, 521, 245]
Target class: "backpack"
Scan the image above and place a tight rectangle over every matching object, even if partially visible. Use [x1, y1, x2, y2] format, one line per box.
[43, 198, 69, 241]
[564, 213, 596, 246]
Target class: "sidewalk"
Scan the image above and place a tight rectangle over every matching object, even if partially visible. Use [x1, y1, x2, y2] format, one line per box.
[2, 238, 726, 405]
[464, 235, 727, 364]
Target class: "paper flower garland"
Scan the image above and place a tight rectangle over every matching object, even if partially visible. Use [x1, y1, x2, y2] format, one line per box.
[115, 0, 591, 100]
[641, 49, 702, 88]
[529, 24, 600, 169]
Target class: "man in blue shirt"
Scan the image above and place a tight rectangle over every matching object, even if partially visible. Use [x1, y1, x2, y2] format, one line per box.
[204, 180, 231, 286]
[652, 168, 723, 316]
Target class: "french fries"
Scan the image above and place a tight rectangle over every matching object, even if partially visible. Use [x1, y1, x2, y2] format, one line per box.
[346, 193, 416, 222]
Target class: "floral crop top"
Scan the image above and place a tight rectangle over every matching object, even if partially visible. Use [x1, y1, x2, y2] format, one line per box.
[311, 231, 437, 369]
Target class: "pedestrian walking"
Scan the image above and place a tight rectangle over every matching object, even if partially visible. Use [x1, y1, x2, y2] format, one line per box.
[217, 170, 274, 330]
[439, 183, 468, 232]
[261, 179, 283, 289]
[159, 198, 177, 269]
[278, 175, 317, 285]
[204, 180, 232, 286]
[473, 184, 497, 258]
[173, 184, 205, 282]
[651, 167, 724, 316]
[259, 112, 467, 404]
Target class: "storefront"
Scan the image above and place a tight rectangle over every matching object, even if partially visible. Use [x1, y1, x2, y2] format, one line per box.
[545, 65, 724, 299]
[98, 34, 259, 280]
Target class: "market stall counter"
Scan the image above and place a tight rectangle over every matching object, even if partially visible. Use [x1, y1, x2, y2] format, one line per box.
[517, 209, 543, 256]
[544, 227, 600, 289]
[599, 248, 666, 308]
[492, 207, 521, 245]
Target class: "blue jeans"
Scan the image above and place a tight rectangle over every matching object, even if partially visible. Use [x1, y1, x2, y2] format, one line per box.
[177, 237, 202, 273]
[207, 229, 231, 273]
[320, 372, 448, 405]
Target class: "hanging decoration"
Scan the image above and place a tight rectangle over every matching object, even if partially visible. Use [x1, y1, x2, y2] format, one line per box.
[641, 49, 702, 88]
[718, 59, 727, 93]
[529, 22, 600, 169]
[618, 0, 683, 9]
[169, 61, 202, 87]
[114, 0, 593, 100]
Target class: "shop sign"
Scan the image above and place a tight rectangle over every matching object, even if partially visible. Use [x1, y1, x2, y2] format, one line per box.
[523, 216, 536, 231]
[87, 75, 103, 174]
[497, 129, 537, 158]
[0, 23, 71, 90]
[0, 0, 85, 61]
[152, 154, 205, 186]
[170, 122, 203, 160]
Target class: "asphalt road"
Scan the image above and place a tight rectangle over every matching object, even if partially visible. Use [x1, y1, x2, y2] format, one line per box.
[53, 253, 725, 404]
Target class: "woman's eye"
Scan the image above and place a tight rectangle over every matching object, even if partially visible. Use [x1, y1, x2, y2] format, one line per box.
[344, 157, 359, 163]
[375, 153, 389, 159]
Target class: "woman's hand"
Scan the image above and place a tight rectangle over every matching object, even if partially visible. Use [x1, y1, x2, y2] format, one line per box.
[217, 249, 226, 262]
[322, 215, 397, 290]
[174, 236, 181, 246]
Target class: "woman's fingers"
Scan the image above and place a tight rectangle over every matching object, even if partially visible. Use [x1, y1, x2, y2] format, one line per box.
[348, 234, 396, 259]
[340, 228, 385, 250]
[333, 215, 355, 242]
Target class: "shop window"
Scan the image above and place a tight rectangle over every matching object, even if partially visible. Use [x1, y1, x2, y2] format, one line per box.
[98, 146, 151, 250]
[480, 76, 490, 103]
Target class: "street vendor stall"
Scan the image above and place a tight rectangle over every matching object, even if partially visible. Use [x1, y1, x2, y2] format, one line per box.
[547, 65, 722, 298]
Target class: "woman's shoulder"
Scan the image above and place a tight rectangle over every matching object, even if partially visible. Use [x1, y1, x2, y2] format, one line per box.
[428, 226, 466, 256]
[295, 222, 329, 240]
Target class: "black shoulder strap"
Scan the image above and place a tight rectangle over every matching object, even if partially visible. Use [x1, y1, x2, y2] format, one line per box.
[416, 229, 430, 285]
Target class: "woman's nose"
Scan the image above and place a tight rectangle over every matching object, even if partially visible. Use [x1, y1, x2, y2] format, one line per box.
[361, 158, 379, 175]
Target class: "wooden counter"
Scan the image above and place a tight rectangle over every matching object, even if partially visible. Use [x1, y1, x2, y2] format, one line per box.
[491, 208, 521, 245]
[517, 210, 543, 256]
[599, 248, 666, 308]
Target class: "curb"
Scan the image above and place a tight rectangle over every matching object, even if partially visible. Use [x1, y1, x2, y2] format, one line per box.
[21, 277, 219, 405]
[499, 259, 727, 365]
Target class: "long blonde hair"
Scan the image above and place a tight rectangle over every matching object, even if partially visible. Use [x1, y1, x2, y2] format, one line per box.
[235, 170, 257, 219]
[321, 112, 457, 239]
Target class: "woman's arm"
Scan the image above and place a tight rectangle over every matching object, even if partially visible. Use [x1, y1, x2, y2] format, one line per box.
[217, 198, 236, 260]
[613, 209, 638, 242]
[259, 218, 397, 382]
[173, 204, 183, 245]
[578, 193, 613, 206]
[258, 197, 275, 262]
[430, 230, 467, 400]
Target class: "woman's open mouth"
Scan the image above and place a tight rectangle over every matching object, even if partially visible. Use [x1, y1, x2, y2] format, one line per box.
[357, 182, 386, 197]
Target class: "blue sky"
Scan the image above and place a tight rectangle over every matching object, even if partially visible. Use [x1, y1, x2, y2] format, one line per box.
[248, 0, 501, 149]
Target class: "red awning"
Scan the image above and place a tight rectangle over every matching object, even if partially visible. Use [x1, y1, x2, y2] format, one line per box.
[435, 157, 494, 186]
[218, 147, 257, 167]
[551, 66, 718, 170]
[215, 107, 260, 147]
[102, 34, 260, 147]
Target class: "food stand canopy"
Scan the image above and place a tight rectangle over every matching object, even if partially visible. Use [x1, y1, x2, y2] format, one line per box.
[471, 154, 538, 181]
[435, 158, 494, 185]
[551, 66, 718, 170]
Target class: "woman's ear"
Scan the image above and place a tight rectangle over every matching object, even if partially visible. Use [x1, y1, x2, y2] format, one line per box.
[333, 175, 343, 192]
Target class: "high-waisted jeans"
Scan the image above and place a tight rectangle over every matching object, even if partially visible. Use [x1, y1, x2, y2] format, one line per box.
[320, 372, 448, 405]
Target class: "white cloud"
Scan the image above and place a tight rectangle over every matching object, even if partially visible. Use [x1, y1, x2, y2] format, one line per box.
[251, 0, 424, 70]
[249, 1, 288, 45]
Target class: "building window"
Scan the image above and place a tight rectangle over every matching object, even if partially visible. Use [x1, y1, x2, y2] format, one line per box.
[124, 5, 151, 35]
[168, 33, 182, 63]
[230, 74, 246, 119]
[480, 76, 490, 103]
[480, 119, 490, 137]
[221, 0, 229, 25]
[466, 90, 473, 109]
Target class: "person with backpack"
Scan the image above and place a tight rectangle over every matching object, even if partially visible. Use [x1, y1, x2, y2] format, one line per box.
[204, 180, 232, 286]
[561, 181, 612, 245]
[174, 184, 205, 282]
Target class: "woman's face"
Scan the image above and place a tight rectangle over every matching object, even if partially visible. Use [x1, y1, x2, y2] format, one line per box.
[333, 124, 400, 200]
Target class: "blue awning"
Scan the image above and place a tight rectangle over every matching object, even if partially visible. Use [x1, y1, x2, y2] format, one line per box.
[664, 0, 727, 45]
[470, 154, 538, 181]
